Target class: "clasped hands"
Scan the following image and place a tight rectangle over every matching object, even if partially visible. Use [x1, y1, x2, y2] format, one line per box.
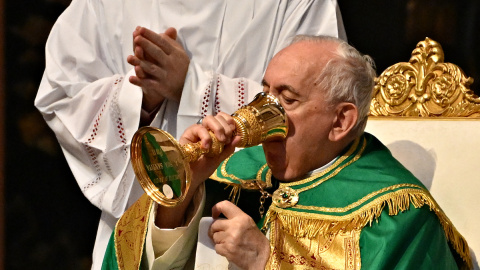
[127, 26, 190, 113]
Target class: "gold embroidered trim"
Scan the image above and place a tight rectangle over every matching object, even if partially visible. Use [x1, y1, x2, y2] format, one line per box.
[281, 137, 361, 188]
[265, 169, 272, 183]
[295, 138, 366, 194]
[256, 163, 268, 179]
[220, 154, 237, 180]
[294, 183, 422, 213]
[211, 137, 363, 195]
[114, 194, 153, 270]
[211, 154, 272, 189]
[266, 216, 362, 269]
[267, 188, 426, 224]
[263, 188, 472, 269]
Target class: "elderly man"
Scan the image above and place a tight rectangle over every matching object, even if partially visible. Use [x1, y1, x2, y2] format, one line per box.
[35, 2, 345, 268]
[103, 36, 471, 269]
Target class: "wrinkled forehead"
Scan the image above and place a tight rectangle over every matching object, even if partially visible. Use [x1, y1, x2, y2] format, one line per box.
[271, 41, 338, 78]
[278, 40, 338, 62]
[266, 41, 338, 92]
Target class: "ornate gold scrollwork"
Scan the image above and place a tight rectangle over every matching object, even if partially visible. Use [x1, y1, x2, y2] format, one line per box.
[370, 37, 480, 117]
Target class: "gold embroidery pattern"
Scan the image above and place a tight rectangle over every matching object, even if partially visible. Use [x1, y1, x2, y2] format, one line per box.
[263, 187, 472, 269]
[344, 230, 361, 270]
[114, 194, 153, 270]
[267, 219, 361, 269]
[316, 233, 336, 253]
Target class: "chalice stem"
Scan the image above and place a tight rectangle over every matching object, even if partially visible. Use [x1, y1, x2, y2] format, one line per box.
[181, 131, 225, 162]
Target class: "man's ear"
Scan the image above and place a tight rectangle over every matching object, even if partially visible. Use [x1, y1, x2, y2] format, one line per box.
[329, 103, 358, 142]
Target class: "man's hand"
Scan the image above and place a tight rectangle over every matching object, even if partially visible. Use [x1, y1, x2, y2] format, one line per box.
[179, 112, 241, 187]
[209, 201, 271, 270]
[127, 26, 190, 112]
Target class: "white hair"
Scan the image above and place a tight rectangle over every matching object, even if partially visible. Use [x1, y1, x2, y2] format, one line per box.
[291, 35, 376, 137]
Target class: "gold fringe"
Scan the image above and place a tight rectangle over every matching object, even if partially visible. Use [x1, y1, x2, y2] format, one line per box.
[225, 183, 241, 205]
[263, 189, 472, 269]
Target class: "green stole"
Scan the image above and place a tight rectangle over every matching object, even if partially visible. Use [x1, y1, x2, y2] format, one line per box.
[102, 194, 152, 270]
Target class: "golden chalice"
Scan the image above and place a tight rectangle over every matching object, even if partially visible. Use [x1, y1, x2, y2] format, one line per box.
[130, 92, 288, 206]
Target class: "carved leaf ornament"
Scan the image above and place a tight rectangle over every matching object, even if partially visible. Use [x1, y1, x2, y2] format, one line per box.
[370, 37, 480, 117]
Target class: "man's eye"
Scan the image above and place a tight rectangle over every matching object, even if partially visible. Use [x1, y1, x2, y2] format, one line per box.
[282, 96, 296, 105]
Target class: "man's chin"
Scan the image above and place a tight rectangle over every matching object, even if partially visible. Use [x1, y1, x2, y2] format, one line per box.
[263, 141, 292, 180]
[270, 169, 301, 182]
[268, 162, 305, 182]
[270, 168, 286, 181]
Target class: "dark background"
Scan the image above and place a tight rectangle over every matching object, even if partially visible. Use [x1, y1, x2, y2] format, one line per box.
[3, 0, 479, 269]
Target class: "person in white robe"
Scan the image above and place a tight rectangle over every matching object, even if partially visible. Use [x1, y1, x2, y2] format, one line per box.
[34, 0, 346, 268]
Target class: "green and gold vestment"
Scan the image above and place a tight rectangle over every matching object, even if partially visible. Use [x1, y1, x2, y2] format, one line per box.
[103, 133, 472, 269]
[211, 133, 472, 269]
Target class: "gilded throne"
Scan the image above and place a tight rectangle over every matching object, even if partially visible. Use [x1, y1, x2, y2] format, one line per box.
[365, 37, 480, 269]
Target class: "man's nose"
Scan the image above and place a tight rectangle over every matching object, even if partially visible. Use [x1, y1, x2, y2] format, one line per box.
[262, 88, 279, 98]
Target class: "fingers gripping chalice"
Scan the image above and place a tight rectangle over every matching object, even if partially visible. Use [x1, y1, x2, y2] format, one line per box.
[130, 92, 288, 206]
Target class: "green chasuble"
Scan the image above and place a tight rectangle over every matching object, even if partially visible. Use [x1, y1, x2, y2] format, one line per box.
[211, 133, 472, 269]
[102, 133, 472, 269]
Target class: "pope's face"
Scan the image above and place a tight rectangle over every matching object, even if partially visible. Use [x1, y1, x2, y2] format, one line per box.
[262, 41, 338, 181]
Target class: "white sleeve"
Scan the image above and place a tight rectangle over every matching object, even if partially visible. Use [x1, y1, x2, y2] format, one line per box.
[34, 0, 144, 217]
[274, 0, 346, 53]
[176, 68, 264, 136]
[144, 184, 206, 269]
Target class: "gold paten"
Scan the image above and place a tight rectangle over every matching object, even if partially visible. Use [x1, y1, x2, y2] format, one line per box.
[130, 127, 190, 207]
[130, 92, 288, 207]
[370, 37, 480, 117]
